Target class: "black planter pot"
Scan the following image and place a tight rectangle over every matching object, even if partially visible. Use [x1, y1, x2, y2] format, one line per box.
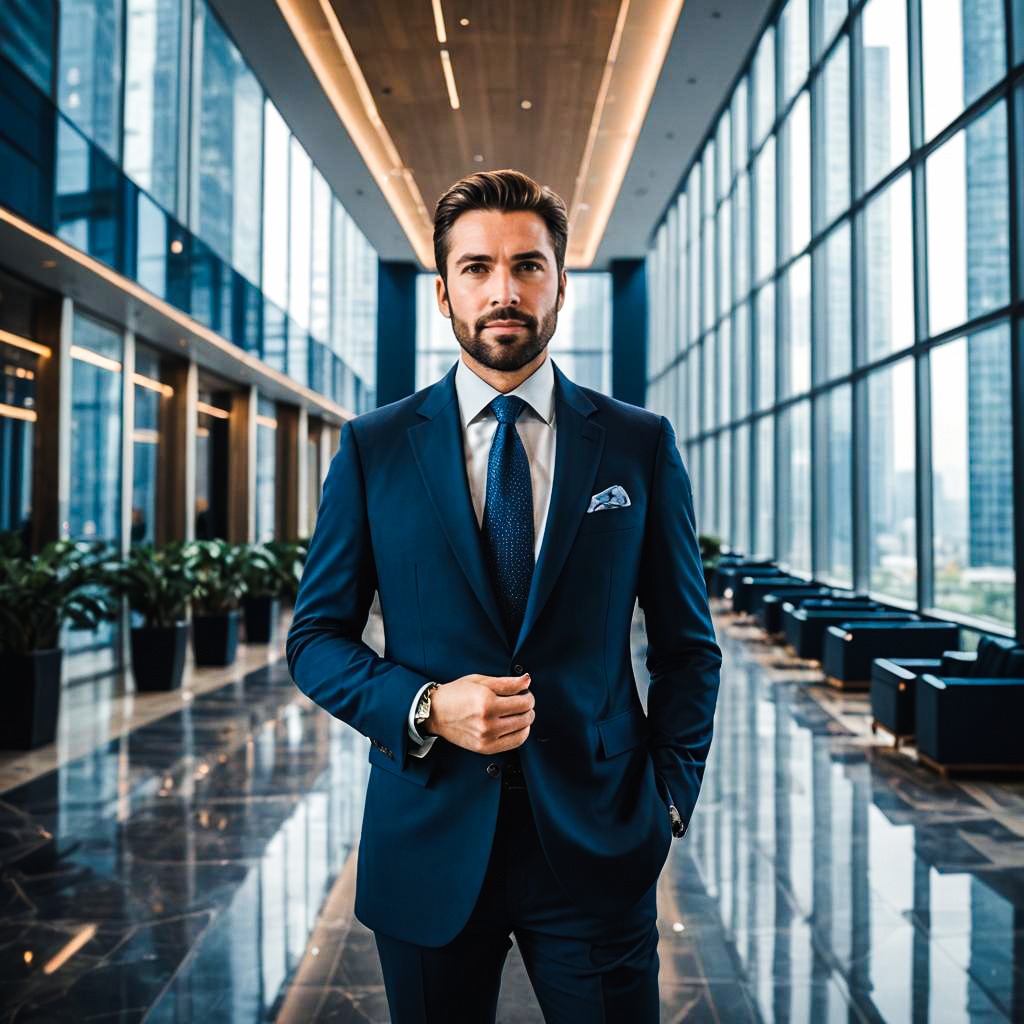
[2, 648, 63, 750]
[131, 622, 188, 691]
[242, 595, 279, 644]
[192, 610, 240, 667]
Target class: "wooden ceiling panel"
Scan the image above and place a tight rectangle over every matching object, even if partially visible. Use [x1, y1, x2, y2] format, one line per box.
[329, 0, 621, 215]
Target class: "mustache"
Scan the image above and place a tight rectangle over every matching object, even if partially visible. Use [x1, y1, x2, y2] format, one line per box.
[476, 308, 536, 331]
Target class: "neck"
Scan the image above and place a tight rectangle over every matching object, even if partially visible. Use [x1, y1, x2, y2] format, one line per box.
[460, 349, 547, 393]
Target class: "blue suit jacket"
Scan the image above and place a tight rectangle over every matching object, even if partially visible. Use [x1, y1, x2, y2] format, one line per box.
[287, 360, 721, 947]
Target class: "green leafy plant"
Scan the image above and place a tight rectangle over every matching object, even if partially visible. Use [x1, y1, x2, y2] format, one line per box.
[0, 533, 118, 654]
[239, 544, 287, 599]
[109, 543, 196, 628]
[184, 539, 247, 615]
[262, 539, 308, 601]
[698, 534, 723, 573]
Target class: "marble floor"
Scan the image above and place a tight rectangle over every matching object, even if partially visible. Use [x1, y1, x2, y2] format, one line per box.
[1, 604, 1022, 1021]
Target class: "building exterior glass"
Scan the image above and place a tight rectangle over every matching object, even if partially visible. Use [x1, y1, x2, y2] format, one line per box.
[645, 0, 1021, 634]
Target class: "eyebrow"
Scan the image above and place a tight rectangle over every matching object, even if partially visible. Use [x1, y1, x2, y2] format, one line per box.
[454, 250, 549, 267]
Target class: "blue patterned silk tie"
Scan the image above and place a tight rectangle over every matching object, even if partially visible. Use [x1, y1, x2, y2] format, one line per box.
[482, 394, 535, 644]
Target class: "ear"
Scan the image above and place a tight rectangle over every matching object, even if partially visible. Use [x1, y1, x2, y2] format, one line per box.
[556, 269, 567, 312]
[435, 275, 451, 318]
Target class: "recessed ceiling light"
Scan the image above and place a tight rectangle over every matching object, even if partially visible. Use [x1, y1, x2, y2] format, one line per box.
[520, 99, 532, 110]
[473, 153, 484, 162]
[170, 239, 184, 254]
[460, 17, 469, 26]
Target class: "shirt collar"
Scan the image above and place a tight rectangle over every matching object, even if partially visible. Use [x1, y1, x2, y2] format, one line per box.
[454, 354, 556, 429]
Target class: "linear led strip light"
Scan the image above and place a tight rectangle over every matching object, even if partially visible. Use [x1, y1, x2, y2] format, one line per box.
[276, 0, 435, 266]
[0, 206, 351, 422]
[568, 0, 686, 267]
[433, 0, 461, 110]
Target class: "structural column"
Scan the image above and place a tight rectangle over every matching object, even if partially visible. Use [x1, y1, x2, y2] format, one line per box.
[610, 259, 647, 408]
[376, 260, 418, 406]
[275, 402, 308, 542]
[157, 358, 197, 544]
[227, 385, 257, 544]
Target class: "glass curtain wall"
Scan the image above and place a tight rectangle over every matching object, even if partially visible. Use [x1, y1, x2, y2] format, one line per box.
[414, 272, 613, 392]
[644, 0, 1021, 634]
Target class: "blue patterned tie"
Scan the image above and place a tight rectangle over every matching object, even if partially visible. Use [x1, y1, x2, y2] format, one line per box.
[482, 395, 535, 644]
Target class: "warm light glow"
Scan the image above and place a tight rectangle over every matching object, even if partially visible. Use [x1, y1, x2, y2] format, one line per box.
[0, 207, 351, 421]
[256, 414, 279, 429]
[0, 402, 36, 423]
[439, 49, 461, 110]
[275, 0, 434, 266]
[197, 401, 230, 420]
[131, 428, 160, 445]
[170, 239, 184, 254]
[23, 951, 32, 964]
[70, 344, 123, 374]
[43, 925, 97, 975]
[431, 0, 448, 43]
[133, 372, 173, 397]
[568, 0, 686, 266]
[196, 425, 210, 438]
[0, 328, 51, 359]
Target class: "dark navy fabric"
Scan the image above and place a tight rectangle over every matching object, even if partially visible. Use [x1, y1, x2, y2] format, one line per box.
[286, 360, 722, 948]
[482, 394, 535, 644]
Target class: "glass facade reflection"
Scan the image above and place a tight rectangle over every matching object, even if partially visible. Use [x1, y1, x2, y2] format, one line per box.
[645, 0, 1021, 633]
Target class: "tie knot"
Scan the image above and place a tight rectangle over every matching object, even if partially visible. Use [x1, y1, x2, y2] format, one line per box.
[491, 394, 527, 424]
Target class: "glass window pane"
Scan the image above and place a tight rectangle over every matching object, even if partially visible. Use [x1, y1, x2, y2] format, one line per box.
[783, 91, 811, 258]
[676, 194, 687, 351]
[131, 344, 163, 546]
[702, 218, 715, 333]
[262, 100, 289, 310]
[753, 28, 776, 146]
[703, 140, 716, 221]
[784, 255, 811, 397]
[123, 0, 181, 212]
[687, 182, 701, 344]
[2, 1, 55, 95]
[718, 317, 732, 424]
[688, 346, 700, 437]
[756, 283, 775, 410]
[733, 302, 750, 418]
[859, 0, 910, 191]
[718, 197, 732, 318]
[781, 0, 809, 104]
[816, 220, 852, 380]
[756, 415, 775, 555]
[310, 169, 331, 343]
[717, 110, 732, 198]
[734, 171, 751, 301]
[863, 173, 915, 361]
[819, 36, 849, 227]
[718, 430, 732, 544]
[823, 384, 853, 584]
[701, 436, 715, 531]
[289, 138, 312, 331]
[922, 0, 1006, 141]
[255, 396, 276, 542]
[191, 2, 263, 281]
[754, 136, 776, 282]
[780, 401, 811, 572]
[868, 358, 916, 602]
[814, 0, 847, 58]
[930, 323, 1014, 629]
[733, 424, 750, 552]
[0, 329, 37, 536]
[926, 101, 1009, 337]
[702, 332, 716, 430]
[732, 77, 749, 176]
[58, 0, 123, 159]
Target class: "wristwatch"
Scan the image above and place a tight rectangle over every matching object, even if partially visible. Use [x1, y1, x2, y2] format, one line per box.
[414, 682, 440, 734]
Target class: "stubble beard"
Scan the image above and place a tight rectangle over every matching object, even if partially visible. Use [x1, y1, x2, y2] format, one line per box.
[447, 296, 559, 373]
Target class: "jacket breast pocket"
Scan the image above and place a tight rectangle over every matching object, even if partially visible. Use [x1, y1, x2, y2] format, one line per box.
[596, 708, 649, 759]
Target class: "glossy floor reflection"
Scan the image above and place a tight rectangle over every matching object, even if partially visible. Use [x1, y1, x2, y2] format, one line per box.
[0, 607, 1021, 1021]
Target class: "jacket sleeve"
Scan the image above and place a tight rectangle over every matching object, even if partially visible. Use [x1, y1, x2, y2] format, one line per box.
[637, 417, 722, 829]
[286, 420, 432, 769]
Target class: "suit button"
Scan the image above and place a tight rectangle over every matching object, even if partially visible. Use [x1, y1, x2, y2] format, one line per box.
[513, 664, 525, 674]
[486, 762, 500, 778]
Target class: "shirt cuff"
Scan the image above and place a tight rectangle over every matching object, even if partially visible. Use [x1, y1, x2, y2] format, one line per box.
[407, 681, 438, 758]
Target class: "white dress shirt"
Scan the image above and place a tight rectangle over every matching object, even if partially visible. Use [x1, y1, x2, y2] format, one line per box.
[407, 355, 557, 756]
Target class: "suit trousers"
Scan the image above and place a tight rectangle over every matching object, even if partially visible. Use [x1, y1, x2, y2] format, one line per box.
[373, 759, 661, 1023]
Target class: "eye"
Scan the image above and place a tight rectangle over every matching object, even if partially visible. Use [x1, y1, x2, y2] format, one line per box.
[518, 261, 543, 272]
[463, 263, 488, 274]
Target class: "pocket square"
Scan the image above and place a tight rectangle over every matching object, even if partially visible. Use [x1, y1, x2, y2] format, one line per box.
[587, 484, 631, 513]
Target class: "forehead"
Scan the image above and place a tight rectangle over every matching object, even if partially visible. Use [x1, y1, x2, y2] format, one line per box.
[447, 209, 555, 259]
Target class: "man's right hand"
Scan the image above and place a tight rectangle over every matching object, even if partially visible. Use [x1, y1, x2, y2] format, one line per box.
[424, 673, 534, 753]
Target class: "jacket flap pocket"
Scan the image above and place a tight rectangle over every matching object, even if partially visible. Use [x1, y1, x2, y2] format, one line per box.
[596, 708, 648, 759]
[368, 740, 434, 787]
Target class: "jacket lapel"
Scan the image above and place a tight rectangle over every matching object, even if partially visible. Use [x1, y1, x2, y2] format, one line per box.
[407, 364, 508, 645]
[514, 363, 604, 651]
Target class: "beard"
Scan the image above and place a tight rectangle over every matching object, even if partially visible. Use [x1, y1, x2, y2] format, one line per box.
[447, 298, 559, 372]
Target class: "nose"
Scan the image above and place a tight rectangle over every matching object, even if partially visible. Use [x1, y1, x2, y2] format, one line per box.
[489, 266, 520, 307]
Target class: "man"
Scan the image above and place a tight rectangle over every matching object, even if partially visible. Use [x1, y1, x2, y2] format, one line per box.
[287, 169, 721, 1021]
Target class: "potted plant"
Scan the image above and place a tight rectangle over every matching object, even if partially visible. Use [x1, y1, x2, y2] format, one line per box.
[699, 534, 722, 595]
[185, 539, 246, 666]
[239, 544, 285, 644]
[0, 533, 117, 749]
[263, 538, 308, 606]
[110, 543, 195, 691]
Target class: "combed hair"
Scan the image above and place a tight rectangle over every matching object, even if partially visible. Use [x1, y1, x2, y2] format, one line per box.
[433, 169, 568, 282]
